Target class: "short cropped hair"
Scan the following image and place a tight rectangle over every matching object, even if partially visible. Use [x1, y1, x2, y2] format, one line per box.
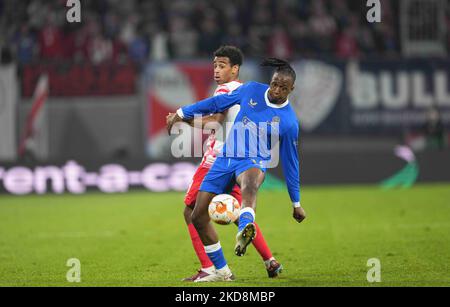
[214, 45, 244, 67]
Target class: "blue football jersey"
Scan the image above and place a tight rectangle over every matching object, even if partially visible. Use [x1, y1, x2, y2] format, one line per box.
[178, 81, 300, 205]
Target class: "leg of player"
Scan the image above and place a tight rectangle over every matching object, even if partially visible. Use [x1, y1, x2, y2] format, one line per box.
[231, 186, 283, 278]
[253, 223, 284, 277]
[191, 191, 234, 282]
[182, 204, 215, 281]
[234, 168, 265, 257]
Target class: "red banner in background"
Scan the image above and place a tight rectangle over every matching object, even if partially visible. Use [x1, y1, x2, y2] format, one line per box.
[146, 62, 215, 158]
[22, 62, 137, 97]
[148, 63, 213, 135]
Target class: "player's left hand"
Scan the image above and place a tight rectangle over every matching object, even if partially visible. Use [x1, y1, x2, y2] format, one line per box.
[166, 112, 181, 135]
[293, 207, 306, 223]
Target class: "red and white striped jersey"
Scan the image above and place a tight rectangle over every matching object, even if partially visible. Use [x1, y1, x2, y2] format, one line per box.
[201, 80, 242, 167]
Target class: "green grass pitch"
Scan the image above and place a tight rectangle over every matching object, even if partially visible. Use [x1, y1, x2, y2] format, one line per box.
[0, 184, 449, 287]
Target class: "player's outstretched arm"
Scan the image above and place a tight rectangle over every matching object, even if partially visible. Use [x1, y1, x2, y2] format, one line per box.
[280, 123, 306, 223]
[185, 112, 226, 128]
[166, 109, 228, 135]
[165, 112, 225, 134]
[177, 82, 249, 120]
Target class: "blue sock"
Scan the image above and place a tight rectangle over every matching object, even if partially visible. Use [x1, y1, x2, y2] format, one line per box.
[204, 242, 227, 270]
[238, 207, 255, 232]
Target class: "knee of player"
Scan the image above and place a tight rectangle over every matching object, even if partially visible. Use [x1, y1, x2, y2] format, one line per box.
[191, 211, 205, 229]
[183, 206, 193, 224]
[241, 182, 259, 195]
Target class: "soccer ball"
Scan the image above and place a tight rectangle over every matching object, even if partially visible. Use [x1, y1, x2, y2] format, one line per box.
[208, 194, 240, 225]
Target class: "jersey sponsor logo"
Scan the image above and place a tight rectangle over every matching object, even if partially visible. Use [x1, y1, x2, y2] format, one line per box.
[249, 99, 258, 107]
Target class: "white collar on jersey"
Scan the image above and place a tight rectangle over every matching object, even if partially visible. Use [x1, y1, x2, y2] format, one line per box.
[264, 88, 289, 109]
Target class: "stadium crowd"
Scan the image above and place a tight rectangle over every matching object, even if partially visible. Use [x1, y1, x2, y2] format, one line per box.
[0, 0, 416, 65]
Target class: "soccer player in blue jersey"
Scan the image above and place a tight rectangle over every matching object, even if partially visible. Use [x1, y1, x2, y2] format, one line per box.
[167, 58, 306, 282]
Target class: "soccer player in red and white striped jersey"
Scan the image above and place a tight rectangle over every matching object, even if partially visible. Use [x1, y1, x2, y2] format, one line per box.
[180, 46, 282, 282]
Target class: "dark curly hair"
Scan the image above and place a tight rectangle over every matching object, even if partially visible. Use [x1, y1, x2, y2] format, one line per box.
[214, 45, 244, 67]
[261, 57, 296, 83]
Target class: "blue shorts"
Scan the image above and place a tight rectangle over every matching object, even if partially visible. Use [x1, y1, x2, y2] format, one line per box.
[199, 157, 266, 195]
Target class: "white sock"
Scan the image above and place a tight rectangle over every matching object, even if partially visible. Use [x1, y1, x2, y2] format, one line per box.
[216, 265, 231, 276]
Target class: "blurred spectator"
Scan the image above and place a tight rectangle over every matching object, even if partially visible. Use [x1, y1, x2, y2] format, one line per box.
[82, 17, 112, 64]
[38, 15, 63, 60]
[168, 16, 198, 59]
[289, 17, 314, 56]
[248, 6, 273, 57]
[10, 24, 37, 64]
[335, 15, 360, 59]
[27, 0, 50, 30]
[119, 14, 139, 47]
[104, 12, 121, 40]
[357, 26, 376, 57]
[308, 0, 337, 54]
[148, 25, 169, 61]
[87, 32, 113, 64]
[267, 24, 294, 60]
[197, 16, 222, 57]
[221, 24, 248, 54]
[335, 25, 360, 59]
[446, 11, 450, 52]
[0, 0, 433, 62]
[1, 46, 13, 65]
[330, 0, 351, 27]
[128, 27, 149, 64]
